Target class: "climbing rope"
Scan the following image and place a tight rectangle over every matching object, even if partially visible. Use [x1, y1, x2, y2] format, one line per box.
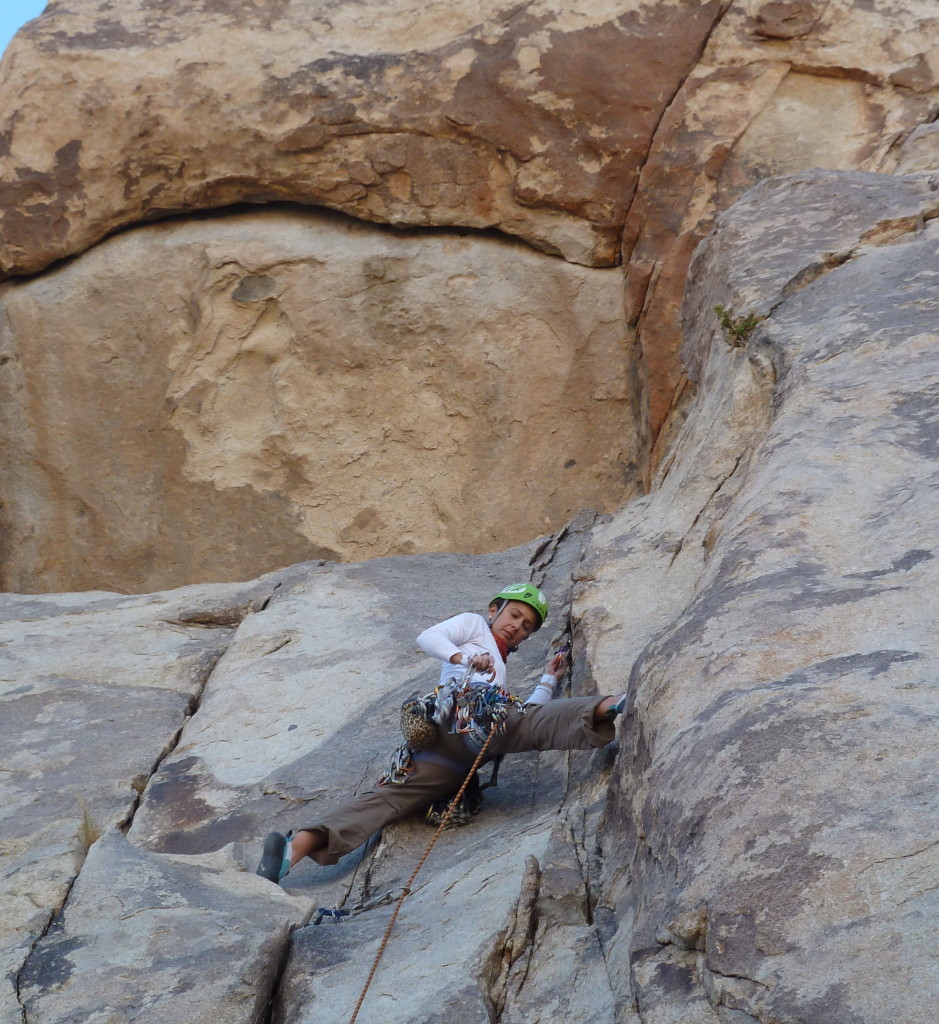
[347, 722, 499, 1024]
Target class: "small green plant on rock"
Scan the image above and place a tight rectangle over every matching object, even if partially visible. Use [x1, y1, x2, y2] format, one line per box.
[77, 799, 102, 858]
[714, 304, 763, 348]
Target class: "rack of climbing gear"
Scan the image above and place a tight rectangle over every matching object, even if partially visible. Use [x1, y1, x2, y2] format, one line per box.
[379, 661, 524, 786]
[451, 677, 525, 748]
[347, 721, 500, 1024]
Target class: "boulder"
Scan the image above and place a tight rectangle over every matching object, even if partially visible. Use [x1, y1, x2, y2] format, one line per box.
[0, 0, 724, 275]
[0, 207, 635, 594]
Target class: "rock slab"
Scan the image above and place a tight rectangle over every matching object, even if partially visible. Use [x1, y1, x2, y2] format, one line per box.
[579, 169, 939, 1022]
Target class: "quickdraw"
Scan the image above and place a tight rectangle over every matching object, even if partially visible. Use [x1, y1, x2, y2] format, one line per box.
[313, 886, 414, 926]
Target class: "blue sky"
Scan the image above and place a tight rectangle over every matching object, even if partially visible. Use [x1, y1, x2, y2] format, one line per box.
[0, 1, 47, 57]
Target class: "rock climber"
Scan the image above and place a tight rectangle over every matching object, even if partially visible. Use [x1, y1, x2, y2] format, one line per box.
[256, 582, 625, 884]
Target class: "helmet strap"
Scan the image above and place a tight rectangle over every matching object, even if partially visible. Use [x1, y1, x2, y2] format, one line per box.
[488, 601, 518, 657]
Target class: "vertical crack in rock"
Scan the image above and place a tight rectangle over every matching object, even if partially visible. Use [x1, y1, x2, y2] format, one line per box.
[477, 807, 620, 1020]
[552, 750, 574, 815]
[258, 738, 396, 1018]
[258, 922, 298, 1024]
[570, 809, 622, 1010]
[477, 855, 542, 1023]
[119, 596, 277, 833]
[619, 0, 733, 246]
[670, 451, 746, 565]
[530, 509, 599, 638]
[567, 815, 595, 928]
[115, 649, 226, 835]
[13, 869, 84, 1024]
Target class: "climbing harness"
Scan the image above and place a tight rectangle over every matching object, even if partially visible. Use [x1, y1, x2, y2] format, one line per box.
[347, 722, 499, 1024]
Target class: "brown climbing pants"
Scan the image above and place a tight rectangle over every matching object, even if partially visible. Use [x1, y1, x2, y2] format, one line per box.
[301, 694, 614, 865]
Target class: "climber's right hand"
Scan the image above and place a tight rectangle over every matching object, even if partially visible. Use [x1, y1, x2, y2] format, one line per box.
[467, 653, 496, 681]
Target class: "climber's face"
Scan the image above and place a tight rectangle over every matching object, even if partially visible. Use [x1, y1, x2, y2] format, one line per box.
[488, 600, 538, 647]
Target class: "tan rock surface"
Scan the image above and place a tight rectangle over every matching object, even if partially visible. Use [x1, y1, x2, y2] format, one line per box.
[622, 0, 939, 443]
[0, 207, 634, 594]
[2, 1, 936, 590]
[2, 0, 936, 457]
[0, 0, 723, 274]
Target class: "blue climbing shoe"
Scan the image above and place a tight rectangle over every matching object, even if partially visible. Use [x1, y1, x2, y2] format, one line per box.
[256, 831, 292, 883]
[604, 695, 628, 722]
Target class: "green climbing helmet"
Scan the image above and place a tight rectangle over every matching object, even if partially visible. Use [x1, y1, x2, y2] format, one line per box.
[490, 583, 549, 631]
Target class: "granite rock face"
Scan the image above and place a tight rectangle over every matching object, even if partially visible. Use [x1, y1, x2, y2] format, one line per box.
[0, 206, 634, 593]
[4, 525, 611, 1024]
[6, 169, 939, 1024]
[578, 168, 939, 1022]
[17, 829, 300, 1024]
[0, 573, 293, 1024]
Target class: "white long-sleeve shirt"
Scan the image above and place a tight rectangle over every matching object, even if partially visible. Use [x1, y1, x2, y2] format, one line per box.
[416, 612, 556, 705]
